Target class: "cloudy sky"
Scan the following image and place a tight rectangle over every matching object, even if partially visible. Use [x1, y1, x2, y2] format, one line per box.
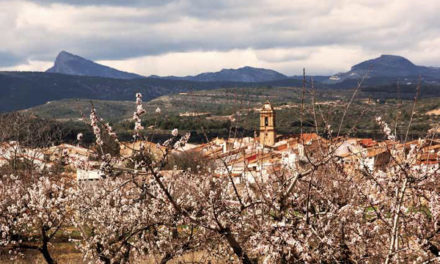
[0, 0, 439, 76]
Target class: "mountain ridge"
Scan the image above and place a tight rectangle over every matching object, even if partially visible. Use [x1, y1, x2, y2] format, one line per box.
[0, 52, 439, 113]
[44, 51, 440, 84]
[151, 66, 288, 82]
[326, 54, 440, 83]
[46, 51, 144, 79]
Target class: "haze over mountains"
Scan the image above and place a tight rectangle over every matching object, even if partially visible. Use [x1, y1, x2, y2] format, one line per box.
[0, 51, 439, 113]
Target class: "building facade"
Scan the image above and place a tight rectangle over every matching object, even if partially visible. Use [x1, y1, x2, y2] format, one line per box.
[260, 101, 276, 146]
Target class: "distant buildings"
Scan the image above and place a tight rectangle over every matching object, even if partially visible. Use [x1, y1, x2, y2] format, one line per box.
[2, 101, 439, 183]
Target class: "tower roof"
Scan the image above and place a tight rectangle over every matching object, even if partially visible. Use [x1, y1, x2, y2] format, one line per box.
[261, 101, 274, 111]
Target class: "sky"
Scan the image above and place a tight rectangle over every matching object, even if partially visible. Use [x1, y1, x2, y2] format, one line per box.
[0, 0, 439, 76]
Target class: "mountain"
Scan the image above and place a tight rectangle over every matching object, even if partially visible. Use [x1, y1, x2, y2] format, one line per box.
[46, 52, 287, 82]
[156, 66, 288, 82]
[46, 51, 144, 79]
[5, 53, 440, 113]
[325, 55, 440, 84]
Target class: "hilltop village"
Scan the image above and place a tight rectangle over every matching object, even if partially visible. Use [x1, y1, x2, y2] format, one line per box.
[1, 101, 439, 182]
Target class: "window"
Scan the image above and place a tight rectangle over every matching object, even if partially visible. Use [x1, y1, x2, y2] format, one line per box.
[265, 117, 268, 126]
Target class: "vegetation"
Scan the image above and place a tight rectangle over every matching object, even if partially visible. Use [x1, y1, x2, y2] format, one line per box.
[2, 89, 440, 263]
[20, 84, 440, 144]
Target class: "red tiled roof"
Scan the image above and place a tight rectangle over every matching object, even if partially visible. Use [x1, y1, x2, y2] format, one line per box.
[274, 144, 288, 151]
[359, 138, 377, 147]
[299, 133, 320, 142]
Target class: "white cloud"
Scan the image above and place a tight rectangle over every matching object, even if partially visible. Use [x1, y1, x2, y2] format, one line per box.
[99, 46, 376, 76]
[1, 0, 440, 75]
[98, 49, 261, 76]
[0, 60, 52, 72]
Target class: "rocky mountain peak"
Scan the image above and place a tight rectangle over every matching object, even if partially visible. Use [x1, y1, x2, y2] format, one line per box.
[46, 51, 144, 79]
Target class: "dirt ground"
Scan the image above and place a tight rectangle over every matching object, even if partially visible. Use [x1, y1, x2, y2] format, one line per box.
[0, 243, 82, 264]
[0, 246, 227, 264]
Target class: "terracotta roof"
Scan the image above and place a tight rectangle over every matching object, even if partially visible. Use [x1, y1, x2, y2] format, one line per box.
[359, 138, 377, 147]
[299, 133, 320, 142]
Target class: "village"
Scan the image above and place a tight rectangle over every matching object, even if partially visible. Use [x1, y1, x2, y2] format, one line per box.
[1, 101, 438, 184]
[4, 1, 440, 262]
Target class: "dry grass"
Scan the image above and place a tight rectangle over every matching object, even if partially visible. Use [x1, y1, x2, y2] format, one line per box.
[0, 243, 82, 264]
[0, 244, 229, 264]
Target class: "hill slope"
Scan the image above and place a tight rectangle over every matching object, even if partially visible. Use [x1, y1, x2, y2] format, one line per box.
[0, 71, 303, 112]
[0, 72, 213, 112]
[46, 51, 144, 79]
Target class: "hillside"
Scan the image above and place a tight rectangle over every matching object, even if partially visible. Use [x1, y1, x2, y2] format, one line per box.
[46, 51, 144, 79]
[22, 99, 143, 122]
[22, 87, 307, 121]
[22, 86, 440, 143]
[0, 71, 306, 112]
[0, 72, 214, 112]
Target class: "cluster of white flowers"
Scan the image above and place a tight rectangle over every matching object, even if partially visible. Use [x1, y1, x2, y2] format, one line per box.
[0, 176, 70, 263]
[76, 132, 83, 141]
[103, 122, 118, 142]
[171, 128, 178, 137]
[160, 130, 191, 150]
[173, 132, 191, 149]
[5, 90, 440, 264]
[133, 93, 146, 131]
[375, 116, 396, 141]
[326, 124, 333, 136]
[161, 128, 181, 148]
[69, 177, 185, 263]
[90, 108, 103, 145]
[99, 153, 113, 175]
[429, 192, 440, 226]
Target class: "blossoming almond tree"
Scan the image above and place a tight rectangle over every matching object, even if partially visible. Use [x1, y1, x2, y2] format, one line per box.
[0, 176, 70, 264]
[78, 91, 440, 263]
[70, 173, 212, 264]
[68, 95, 212, 263]
[5, 86, 440, 263]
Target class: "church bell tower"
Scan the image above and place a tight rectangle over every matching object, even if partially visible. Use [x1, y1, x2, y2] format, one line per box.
[259, 101, 276, 146]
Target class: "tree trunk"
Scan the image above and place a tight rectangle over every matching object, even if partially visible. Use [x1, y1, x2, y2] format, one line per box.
[40, 244, 55, 264]
[221, 227, 254, 264]
[40, 228, 56, 264]
[96, 243, 111, 264]
[427, 241, 439, 257]
[160, 253, 173, 264]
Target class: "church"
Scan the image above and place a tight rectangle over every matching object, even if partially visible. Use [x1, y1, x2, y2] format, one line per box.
[259, 101, 276, 147]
